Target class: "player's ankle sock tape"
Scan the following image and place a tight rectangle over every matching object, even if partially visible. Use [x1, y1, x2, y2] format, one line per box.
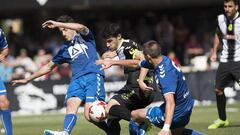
[108, 105, 131, 121]
[216, 93, 226, 121]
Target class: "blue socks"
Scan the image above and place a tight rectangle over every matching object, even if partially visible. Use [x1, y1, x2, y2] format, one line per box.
[129, 120, 147, 135]
[183, 128, 205, 135]
[1, 109, 12, 135]
[63, 114, 77, 134]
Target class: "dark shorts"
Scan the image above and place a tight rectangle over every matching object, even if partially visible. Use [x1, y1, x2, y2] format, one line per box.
[215, 61, 240, 90]
[111, 84, 155, 111]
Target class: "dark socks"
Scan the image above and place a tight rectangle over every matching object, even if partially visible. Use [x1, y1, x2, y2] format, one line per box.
[107, 118, 121, 135]
[92, 121, 109, 133]
[216, 93, 226, 121]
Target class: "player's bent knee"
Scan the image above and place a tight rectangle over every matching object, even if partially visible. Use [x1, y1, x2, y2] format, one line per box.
[106, 99, 120, 114]
[215, 89, 224, 95]
[131, 110, 138, 120]
[0, 98, 10, 109]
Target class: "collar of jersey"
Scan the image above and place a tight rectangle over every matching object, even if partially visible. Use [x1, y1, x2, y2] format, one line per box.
[156, 55, 166, 68]
[226, 11, 240, 21]
[233, 11, 239, 20]
[70, 33, 83, 45]
[116, 38, 124, 51]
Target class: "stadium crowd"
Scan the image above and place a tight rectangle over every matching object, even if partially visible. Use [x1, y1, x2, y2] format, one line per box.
[0, 13, 217, 82]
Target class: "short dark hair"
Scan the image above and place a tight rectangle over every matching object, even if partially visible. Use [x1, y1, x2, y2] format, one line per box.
[56, 15, 75, 23]
[102, 23, 122, 39]
[224, 0, 238, 5]
[143, 40, 161, 58]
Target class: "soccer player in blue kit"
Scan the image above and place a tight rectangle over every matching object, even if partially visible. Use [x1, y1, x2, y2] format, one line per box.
[0, 28, 13, 135]
[12, 15, 108, 135]
[131, 40, 204, 135]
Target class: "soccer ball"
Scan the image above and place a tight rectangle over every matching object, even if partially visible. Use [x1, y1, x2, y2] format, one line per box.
[89, 100, 107, 122]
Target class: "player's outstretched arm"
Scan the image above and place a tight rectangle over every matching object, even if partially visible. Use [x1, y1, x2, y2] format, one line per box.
[138, 67, 153, 91]
[158, 93, 175, 135]
[96, 59, 140, 70]
[210, 33, 220, 62]
[12, 61, 56, 85]
[42, 20, 89, 35]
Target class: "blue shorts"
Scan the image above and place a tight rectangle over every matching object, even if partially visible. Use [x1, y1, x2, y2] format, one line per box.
[0, 79, 6, 95]
[146, 104, 192, 129]
[65, 73, 105, 103]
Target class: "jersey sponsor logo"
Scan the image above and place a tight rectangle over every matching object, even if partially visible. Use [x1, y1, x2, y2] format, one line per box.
[121, 90, 135, 100]
[228, 24, 233, 31]
[68, 42, 89, 60]
[129, 48, 138, 55]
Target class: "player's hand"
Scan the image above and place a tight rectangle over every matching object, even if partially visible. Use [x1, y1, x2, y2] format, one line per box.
[138, 80, 153, 92]
[12, 79, 28, 86]
[158, 130, 170, 135]
[42, 20, 59, 29]
[210, 53, 217, 62]
[96, 60, 113, 70]
[0, 54, 6, 62]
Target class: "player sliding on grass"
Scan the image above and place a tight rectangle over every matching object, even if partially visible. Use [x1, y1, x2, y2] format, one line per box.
[12, 15, 108, 135]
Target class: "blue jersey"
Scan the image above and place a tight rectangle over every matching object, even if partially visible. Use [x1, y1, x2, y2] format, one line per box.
[0, 29, 8, 50]
[52, 31, 104, 79]
[141, 56, 194, 118]
[0, 28, 7, 93]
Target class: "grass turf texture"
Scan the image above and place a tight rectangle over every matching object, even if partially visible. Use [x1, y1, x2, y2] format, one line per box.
[4, 103, 240, 135]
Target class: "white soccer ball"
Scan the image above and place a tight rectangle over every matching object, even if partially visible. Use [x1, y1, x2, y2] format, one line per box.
[89, 100, 107, 122]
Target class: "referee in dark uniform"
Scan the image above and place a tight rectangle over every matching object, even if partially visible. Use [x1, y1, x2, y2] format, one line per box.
[208, 0, 239, 129]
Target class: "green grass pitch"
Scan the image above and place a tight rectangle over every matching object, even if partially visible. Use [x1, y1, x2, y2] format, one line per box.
[5, 103, 240, 135]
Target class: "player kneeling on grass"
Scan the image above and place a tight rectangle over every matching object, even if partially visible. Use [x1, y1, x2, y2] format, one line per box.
[12, 15, 108, 135]
[131, 40, 204, 135]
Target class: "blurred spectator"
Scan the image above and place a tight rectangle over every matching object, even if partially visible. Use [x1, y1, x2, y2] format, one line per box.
[34, 49, 52, 69]
[57, 63, 71, 79]
[12, 66, 26, 80]
[168, 51, 181, 66]
[173, 16, 189, 65]
[155, 15, 174, 55]
[0, 60, 13, 82]
[185, 34, 204, 64]
[201, 32, 213, 55]
[136, 17, 154, 44]
[14, 49, 37, 73]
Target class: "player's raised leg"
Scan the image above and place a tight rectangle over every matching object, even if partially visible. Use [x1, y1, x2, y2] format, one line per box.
[84, 73, 108, 134]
